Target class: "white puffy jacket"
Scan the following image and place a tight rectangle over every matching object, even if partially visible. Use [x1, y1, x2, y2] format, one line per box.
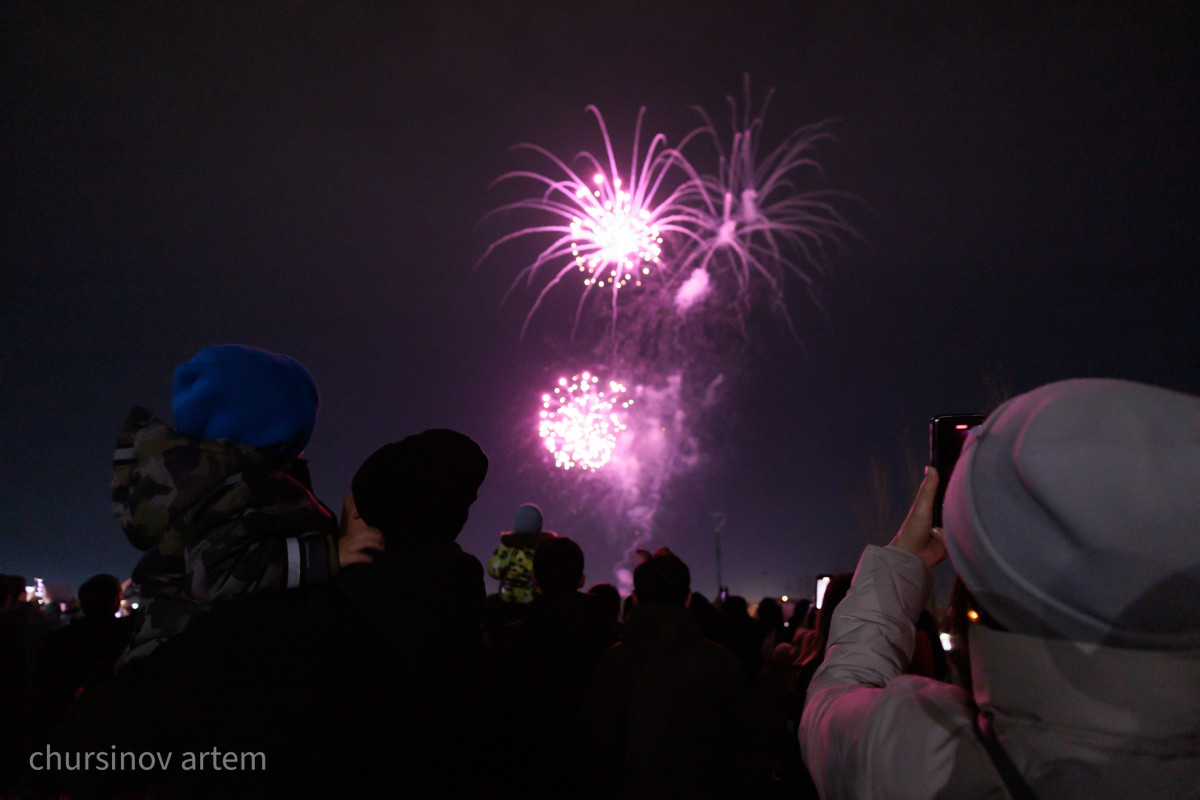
[800, 545, 1200, 799]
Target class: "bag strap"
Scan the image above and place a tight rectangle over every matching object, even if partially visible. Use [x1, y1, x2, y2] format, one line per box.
[972, 714, 1039, 800]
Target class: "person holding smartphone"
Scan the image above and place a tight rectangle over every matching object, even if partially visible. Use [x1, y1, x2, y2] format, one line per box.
[799, 378, 1200, 799]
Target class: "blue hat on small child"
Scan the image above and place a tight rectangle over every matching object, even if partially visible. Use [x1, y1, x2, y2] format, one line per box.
[173, 344, 319, 457]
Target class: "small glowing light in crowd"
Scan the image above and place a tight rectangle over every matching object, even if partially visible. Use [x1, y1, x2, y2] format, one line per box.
[967, 609, 980, 623]
[940, 632, 953, 651]
[538, 372, 633, 471]
[781, 595, 789, 603]
[28, 578, 47, 605]
[955, 423, 970, 429]
[131, 603, 140, 610]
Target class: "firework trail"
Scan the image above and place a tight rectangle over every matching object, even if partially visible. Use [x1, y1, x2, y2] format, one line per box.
[666, 75, 856, 337]
[479, 106, 705, 340]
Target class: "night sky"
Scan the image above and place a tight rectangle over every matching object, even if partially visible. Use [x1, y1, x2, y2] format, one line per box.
[4, 4, 1197, 602]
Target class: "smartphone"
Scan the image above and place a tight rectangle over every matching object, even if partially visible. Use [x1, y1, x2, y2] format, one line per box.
[929, 414, 986, 527]
[814, 575, 832, 610]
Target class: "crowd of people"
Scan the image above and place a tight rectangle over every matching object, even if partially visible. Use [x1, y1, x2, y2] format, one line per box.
[0, 345, 1196, 799]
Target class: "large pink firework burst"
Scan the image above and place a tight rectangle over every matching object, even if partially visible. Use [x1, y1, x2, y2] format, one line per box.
[480, 106, 704, 339]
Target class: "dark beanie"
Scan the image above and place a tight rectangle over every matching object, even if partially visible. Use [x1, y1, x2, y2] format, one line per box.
[351, 429, 488, 542]
[173, 344, 319, 457]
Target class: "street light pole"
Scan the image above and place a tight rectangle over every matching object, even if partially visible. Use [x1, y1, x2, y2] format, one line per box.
[711, 511, 727, 594]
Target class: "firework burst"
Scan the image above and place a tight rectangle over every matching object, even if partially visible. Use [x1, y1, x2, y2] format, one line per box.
[538, 371, 634, 471]
[480, 106, 704, 339]
[670, 76, 855, 335]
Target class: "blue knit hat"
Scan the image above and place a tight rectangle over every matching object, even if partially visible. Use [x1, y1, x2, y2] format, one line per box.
[172, 344, 319, 457]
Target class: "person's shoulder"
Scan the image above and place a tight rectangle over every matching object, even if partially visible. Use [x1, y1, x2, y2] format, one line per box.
[187, 582, 346, 654]
[690, 634, 745, 675]
[861, 677, 997, 791]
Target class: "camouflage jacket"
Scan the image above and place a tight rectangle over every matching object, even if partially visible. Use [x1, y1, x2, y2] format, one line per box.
[485, 531, 556, 604]
[112, 407, 338, 663]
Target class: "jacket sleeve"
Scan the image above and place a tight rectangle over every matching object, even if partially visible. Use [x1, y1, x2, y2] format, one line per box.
[798, 545, 1001, 799]
[486, 545, 510, 579]
[184, 475, 340, 606]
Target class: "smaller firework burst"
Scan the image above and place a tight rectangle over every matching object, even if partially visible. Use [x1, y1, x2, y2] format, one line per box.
[538, 371, 633, 471]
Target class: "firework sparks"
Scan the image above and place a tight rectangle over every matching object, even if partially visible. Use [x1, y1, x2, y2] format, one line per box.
[671, 75, 855, 335]
[570, 174, 662, 292]
[480, 106, 704, 338]
[538, 371, 634, 471]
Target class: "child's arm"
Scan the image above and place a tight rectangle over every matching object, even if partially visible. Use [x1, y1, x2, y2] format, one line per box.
[486, 545, 511, 579]
[184, 473, 339, 606]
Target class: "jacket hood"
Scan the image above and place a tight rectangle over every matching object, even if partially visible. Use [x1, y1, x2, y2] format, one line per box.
[112, 407, 314, 551]
[970, 624, 1200, 747]
[499, 530, 558, 548]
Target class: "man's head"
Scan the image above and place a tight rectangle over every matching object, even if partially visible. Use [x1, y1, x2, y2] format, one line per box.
[533, 536, 585, 596]
[588, 582, 621, 624]
[78, 574, 122, 618]
[944, 378, 1200, 649]
[632, 547, 691, 608]
[6, 575, 28, 605]
[350, 429, 488, 545]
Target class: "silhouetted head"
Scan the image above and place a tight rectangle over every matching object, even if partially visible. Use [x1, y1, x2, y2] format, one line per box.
[633, 547, 691, 608]
[6, 576, 28, 604]
[351, 429, 488, 545]
[79, 574, 122, 618]
[588, 582, 622, 625]
[722, 595, 749, 619]
[533, 536, 584, 596]
[757, 598, 784, 628]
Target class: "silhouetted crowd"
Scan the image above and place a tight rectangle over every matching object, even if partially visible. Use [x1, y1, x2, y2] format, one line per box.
[1, 346, 1196, 799]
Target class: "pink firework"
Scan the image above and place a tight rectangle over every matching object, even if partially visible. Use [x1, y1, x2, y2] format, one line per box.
[481, 106, 704, 338]
[671, 76, 855, 335]
[538, 371, 634, 471]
